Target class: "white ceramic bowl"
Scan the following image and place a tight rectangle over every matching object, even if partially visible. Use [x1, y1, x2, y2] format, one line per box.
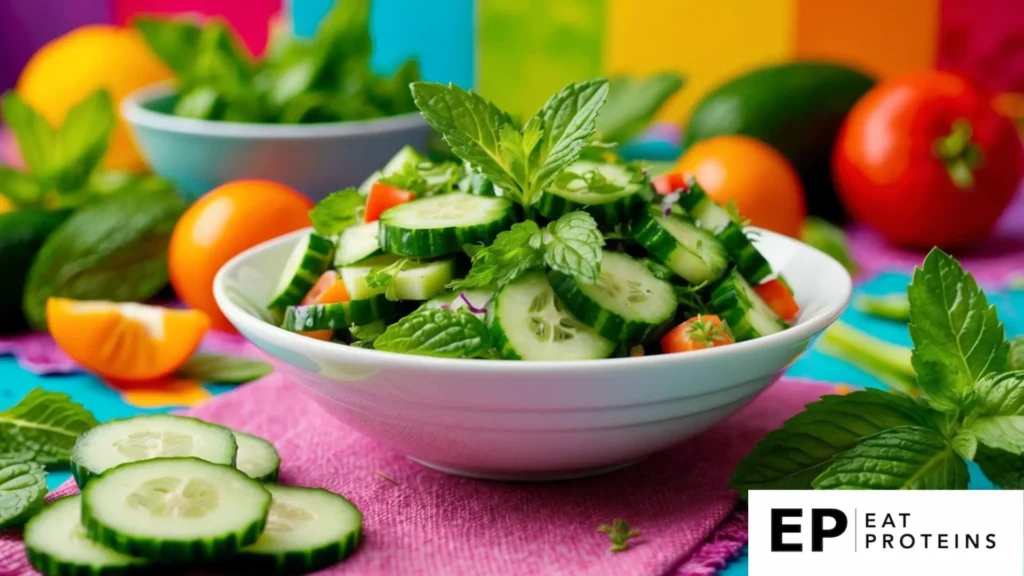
[214, 228, 852, 480]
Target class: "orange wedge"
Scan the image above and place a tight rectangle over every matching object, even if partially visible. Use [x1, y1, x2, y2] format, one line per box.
[298, 271, 351, 341]
[47, 298, 210, 382]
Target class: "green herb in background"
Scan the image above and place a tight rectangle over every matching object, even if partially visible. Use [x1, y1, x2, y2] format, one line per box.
[0, 388, 98, 466]
[732, 248, 1024, 493]
[800, 216, 857, 275]
[596, 73, 684, 145]
[0, 461, 47, 529]
[175, 355, 274, 384]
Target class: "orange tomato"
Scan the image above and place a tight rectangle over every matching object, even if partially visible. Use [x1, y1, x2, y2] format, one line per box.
[661, 314, 735, 354]
[676, 135, 806, 237]
[169, 180, 313, 332]
[365, 182, 415, 223]
[298, 271, 351, 341]
[753, 279, 800, 322]
[47, 298, 209, 382]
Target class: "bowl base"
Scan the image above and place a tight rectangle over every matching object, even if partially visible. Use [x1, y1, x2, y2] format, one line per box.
[408, 457, 644, 482]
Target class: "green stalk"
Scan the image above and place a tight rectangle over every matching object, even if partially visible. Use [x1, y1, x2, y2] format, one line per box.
[855, 294, 910, 322]
[818, 322, 918, 396]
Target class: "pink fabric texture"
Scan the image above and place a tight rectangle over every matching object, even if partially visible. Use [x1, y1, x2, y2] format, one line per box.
[0, 375, 834, 576]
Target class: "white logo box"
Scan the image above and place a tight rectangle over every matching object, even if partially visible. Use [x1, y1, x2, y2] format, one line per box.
[749, 490, 1024, 576]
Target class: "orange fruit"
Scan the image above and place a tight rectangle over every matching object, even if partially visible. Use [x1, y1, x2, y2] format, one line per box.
[676, 135, 806, 238]
[47, 298, 209, 382]
[169, 180, 313, 332]
[16, 25, 172, 172]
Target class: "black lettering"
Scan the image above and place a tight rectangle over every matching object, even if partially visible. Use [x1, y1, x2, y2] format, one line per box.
[938, 534, 948, 549]
[865, 534, 876, 548]
[771, 509, 803, 552]
[899, 512, 910, 528]
[882, 513, 895, 528]
[900, 534, 915, 549]
[865, 513, 875, 528]
[966, 534, 979, 549]
[954, 533, 959, 548]
[811, 509, 848, 552]
[987, 534, 997, 549]
[921, 534, 932, 548]
[883, 534, 894, 548]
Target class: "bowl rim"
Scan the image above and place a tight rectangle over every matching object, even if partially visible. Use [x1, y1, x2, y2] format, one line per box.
[214, 227, 854, 373]
[121, 82, 428, 140]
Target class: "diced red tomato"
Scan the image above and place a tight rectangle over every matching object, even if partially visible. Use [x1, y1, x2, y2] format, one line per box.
[651, 171, 690, 196]
[365, 182, 415, 223]
[299, 271, 351, 340]
[661, 314, 735, 353]
[753, 279, 800, 322]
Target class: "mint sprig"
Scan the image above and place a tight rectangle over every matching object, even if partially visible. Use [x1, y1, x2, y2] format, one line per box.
[732, 247, 1023, 494]
[373, 308, 492, 359]
[0, 388, 98, 466]
[309, 188, 363, 236]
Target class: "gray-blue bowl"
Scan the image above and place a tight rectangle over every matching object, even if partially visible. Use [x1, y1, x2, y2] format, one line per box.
[122, 83, 432, 202]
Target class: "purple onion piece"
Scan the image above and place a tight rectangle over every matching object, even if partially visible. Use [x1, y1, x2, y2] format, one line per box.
[458, 292, 489, 314]
[661, 191, 681, 216]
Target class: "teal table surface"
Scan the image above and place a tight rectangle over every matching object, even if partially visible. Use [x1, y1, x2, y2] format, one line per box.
[2, 271, 1020, 575]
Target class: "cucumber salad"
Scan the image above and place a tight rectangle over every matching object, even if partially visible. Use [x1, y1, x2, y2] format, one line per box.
[269, 79, 801, 360]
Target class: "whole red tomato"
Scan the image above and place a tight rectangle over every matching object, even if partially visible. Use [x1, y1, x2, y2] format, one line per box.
[833, 72, 1023, 249]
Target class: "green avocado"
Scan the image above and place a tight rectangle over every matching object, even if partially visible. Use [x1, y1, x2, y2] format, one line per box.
[684, 62, 876, 222]
[21, 188, 186, 330]
[0, 209, 73, 333]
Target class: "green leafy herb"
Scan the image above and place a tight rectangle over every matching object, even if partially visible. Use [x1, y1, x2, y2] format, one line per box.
[597, 519, 641, 552]
[855, 293, 910, 322]
[22, 186, 186, 330]
[541, 211, 604, 284]
[817, 322, 917, 395]
[378, 161, 462, 196]
[952, 428, 978, 461]
[309, 188, 363, 236]
[0, 461, 47, 529]
[175, 354, 273, 384]
[811, 426, 969, 490]
[596, 73, 684, 144]
[673, 282, 709, 316]
[350, 321, 386, 345]
[975, 445, 1024, 488]
[908, 249, 1009, 410]
[1, 92, 56, 177]
[0, 388, 98, 466]
[450, 221, 544, 290]
[411, 79, 609, 206]
[553, 168, 627, 195]
[800, 216, 857, 275]
[965, 371, 1024, 454]
[730, 390, 937, 497]
[1010, 337, 1023, 371]
[642, 259, 675, 281]
[366, 258, 413, 301]
[373, 308, 492, 358]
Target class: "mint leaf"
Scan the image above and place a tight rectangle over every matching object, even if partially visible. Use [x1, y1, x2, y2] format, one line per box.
[350, 321, 386, 344]
[532, 80, 609, 201]
[966, 371, 1024, 454]
[952, 428, 978, 461]
[410, 82, 520, 200]
[908, 248, 1009, 410]
[134, 17, 202, 77]
[378, 160, 461, 196]
[730, 390, 939, 498]
[451, 221, 544, 290]
[366, 258, 412, 301]
[310, 188, 363, 235]
[0, 461, 46, 529]
[1, 92, 55, 176]
[542, 211, 604, 284]
[0, 166, 43, 207]
[812, 426, 968, 489]
[0, 388, 98, 465]
[975, 445, 1024, 489]
[597, 73, 684, 144]
[800, 216, 857, 275]
[175, 354, 273, 384]
[373, 308, 491, 358]
[51, 89, 115, 191]
[1011, 337, 1023, 371]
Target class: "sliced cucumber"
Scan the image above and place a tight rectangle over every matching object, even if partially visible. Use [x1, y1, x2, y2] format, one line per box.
[340, 255, 456, 300]
[631, 205, 729, 284]
[710, 269, 787, 341]
[281, 296, 400, 331]
[235, 485, 361, 574]
[25, 496, 150, 576]
[537, 161, 645, 227]
[82, 458, 271, 562]
[233, 431, 280, 483]
[676, 185, 772, 283]
[549, 251, 676, 342]
[334, 222, 381, 267]
[71, 415, 237, 488]
[488, 272, 614, 361]
[358, 145, 425, 194]
[378, 193, 515, 258]
[268, 233, 334, 308]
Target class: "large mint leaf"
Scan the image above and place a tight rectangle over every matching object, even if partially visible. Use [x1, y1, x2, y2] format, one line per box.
[374, 308, 491, 358]
[134, 17, 202, 78]
[410, 82, 520, 199]
[533, 79, 609, 199]
[730, 390, 939, 498]
[596, 73, 683, 144]
[0, 388, 98, 465]
[450, 221, 543, 290]
[908, 248, 1008, 410]
[52, 89, 115, 192]
[975, 446, 1024, 489]
[812, 426, 968, 489]
[1, 92, 55, 177]
[0, 461, 46, 528]
[542, 211, 603, 284]
[967, 371, 1024, 454]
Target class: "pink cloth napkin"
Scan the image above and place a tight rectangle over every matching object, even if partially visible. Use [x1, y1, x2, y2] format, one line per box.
[0, 375, 834, 575]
